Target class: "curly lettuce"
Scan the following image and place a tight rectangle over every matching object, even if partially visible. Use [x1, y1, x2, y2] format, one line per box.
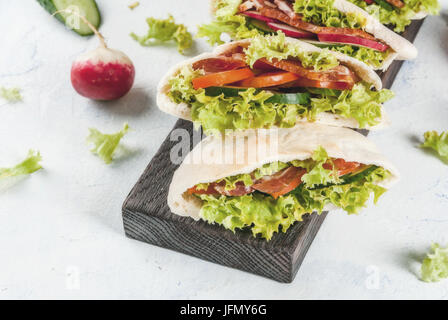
[327, 45, 392, 69]
[244, 32, 339, 70]
[0, 150, 42, 180]
[197, 148, 390, 240]
[197, 0, 259, 45]
[420, 130, 448, 164]
[349, 0, 440, 32]
[87, 123, 130, 164]
[0, 86, 22, 102]
[421, 243, 448, 282]
[130, 15, 193, 54]
[308, 83, 394, 128]
[293, 0, 367, 29]
[167, 65, 393, 131]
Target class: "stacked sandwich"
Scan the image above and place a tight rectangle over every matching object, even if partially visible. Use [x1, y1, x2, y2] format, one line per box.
[157, 0, 438, 240]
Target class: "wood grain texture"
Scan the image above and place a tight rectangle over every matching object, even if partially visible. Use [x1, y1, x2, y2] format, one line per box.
[122, 19, 424, 283]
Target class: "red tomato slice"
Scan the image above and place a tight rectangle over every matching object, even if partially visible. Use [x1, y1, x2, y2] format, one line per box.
[192, 68, 254, 89]
[323, 159, 362, 176]
[252, 167, 307, 199]
[288, 78, 354, 90]
[235, 71, 300, 88]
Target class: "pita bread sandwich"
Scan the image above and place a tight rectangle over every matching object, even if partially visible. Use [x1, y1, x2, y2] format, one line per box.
[168, 123, 399, 240]
[348, 0, 440, 32]
[158, 34, 394, 133]
[197, 0, 419, 70]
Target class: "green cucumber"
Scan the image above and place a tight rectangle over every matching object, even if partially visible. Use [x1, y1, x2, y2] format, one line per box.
[373, 0, 394, 11]
[37, 0, 101, 36]
[205, 87, 310, 105]
[340, 165, 378, 184]
[248, 19, 275, 34]
[309, 165, 378, 190]
[204, 86, 248, 97]
[266, 92, 310, 105]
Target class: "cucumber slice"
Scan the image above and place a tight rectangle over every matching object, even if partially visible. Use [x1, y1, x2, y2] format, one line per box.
[373, 0, 394, 11]
[340, 165, 378, 184]
[266, 92, 310, 105]
[37, 0, 101, 36]
[248, 19, 275, 34]
[205, 87, 311, 105]
[309, 165, 378, 190]
[204, 86, 248, 97]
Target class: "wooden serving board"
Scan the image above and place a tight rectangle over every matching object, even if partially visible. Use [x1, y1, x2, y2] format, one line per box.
[122, 20, 424, 283]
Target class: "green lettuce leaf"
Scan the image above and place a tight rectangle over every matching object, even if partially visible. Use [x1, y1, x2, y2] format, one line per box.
[421, 243, 448, 282]
[0, 86, 22, 102]
[167, 65, 393, 131]
[0, 150, 42, 180]
[130, 15, 193, 54]
[301, 146, 340, 188]
[87, 123, 130, 164]
[349, 0, 440, 32]
[198, 163, 390, 240]
[197, 0, 260, 45]
[293, 0, 367, 29]
[326, 45, 392, 69]
[308, 82, 394, 128]
[420, 130, 448, 164]
[244, 32, 339, 70]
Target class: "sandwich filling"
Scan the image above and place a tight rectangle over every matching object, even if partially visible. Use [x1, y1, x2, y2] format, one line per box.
[198, 0, 396, 68]
[167, 33, 393, 132]
[350, 0, 440, 32]
[186, 147, 392, 240]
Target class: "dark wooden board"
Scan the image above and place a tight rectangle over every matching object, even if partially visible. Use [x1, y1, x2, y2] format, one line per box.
[122, 20, 424, 283]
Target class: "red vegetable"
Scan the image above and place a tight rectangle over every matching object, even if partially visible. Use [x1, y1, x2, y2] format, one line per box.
[236, 71, 300, 88]
[65, 11, 135, 100]
[266, 22, 315, 39]
[192, 68, 254, 89]
[317, 33, 388, 52]
[240, 11, 276, 23]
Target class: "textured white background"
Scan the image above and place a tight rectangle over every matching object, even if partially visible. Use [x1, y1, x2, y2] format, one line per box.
[0, 0, 447, 299]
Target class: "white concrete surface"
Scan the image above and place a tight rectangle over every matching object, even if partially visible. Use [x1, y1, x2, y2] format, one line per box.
[0, 0, 447, 299]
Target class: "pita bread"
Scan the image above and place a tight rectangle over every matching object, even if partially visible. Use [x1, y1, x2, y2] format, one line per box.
[157, 38, 388, 130]
[168, 123, 400, 219]
[210, 0, 417, 64]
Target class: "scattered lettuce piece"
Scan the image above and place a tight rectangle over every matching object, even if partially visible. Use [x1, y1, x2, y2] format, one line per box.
[130, 15, 193, 54]
[0, 87, 22, 102]
[245, 32, 339, 70]
[128, 1, 140, 9]
[167, 65, 393, 132]
[421, 243, 448, 282]
[0, 150, 42, 180]
[197, 0, 259, 45]
[420, 130, 448, 164]
[87, 123, 130, 164]
[197, 156, 390, 240]
[293, 0, 367, 29]
[349, 0, 440, 32]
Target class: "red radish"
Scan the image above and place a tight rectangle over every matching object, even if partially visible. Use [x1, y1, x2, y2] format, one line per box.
[57, 10, 135, 100]
[317, 33, 389, 52]
[240, 11, 276, 23]
[267, 22, 315, 39]
[364, 0, 374, 4]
